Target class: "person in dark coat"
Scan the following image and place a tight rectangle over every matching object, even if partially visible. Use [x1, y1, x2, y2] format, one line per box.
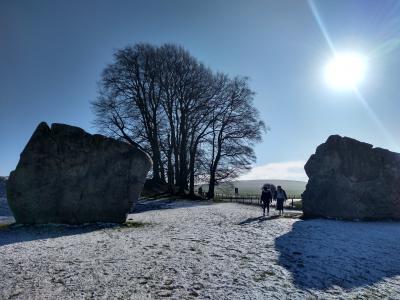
[274, 185, 287, 216]
[260, 187, 272, 217]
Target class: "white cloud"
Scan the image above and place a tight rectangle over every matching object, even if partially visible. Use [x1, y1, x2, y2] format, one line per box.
[239, 161, 308, 181]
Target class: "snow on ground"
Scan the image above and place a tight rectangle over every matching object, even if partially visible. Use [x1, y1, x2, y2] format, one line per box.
[1, 200, 400, 299]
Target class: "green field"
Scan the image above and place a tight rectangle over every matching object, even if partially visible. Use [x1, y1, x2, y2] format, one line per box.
[198, 179, 307, 198]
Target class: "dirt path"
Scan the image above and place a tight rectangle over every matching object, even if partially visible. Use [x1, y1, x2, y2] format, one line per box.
[1, 200, 400, 299]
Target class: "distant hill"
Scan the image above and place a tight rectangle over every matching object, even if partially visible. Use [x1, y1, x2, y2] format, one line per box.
[198, 179, 307, 198]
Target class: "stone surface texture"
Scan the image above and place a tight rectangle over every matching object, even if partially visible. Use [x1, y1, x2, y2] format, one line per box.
[303, 135, 400, 220]
[6, 122, 152, 224]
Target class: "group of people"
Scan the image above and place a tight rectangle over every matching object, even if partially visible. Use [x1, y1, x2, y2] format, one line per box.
[260, 185, 287, 217]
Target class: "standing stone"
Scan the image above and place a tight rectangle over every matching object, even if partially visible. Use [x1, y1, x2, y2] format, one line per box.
[302, 135, 400, 220]
[6, 122, 152, 224]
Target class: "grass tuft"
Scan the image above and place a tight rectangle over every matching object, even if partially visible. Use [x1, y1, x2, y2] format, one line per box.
[123, 221, 150, 228]
[0, 223, 13, 230]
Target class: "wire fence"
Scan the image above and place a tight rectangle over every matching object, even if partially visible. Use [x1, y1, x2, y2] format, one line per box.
[214, 193, 302, 210]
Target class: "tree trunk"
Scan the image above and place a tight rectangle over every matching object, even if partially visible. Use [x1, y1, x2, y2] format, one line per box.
[159, 158, 166, 184]
[151, 147, 162, 184]
[208, 136, 222, 199]
[167, 148, 174, 193]
[178, 140, 188, 194]
[188, 149, 196, 197]
[208, 170, 216, 199]
[178, 111, 188, 194]
[149, 129, 164, 185]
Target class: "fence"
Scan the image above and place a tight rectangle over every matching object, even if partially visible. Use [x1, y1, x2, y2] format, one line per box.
[214, 193, 302, 210]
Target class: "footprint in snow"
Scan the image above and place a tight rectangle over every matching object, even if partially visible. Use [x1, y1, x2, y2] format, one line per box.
[157, 290, 173, 297]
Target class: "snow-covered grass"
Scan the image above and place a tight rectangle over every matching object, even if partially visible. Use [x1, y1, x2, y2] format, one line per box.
[1, 200, 400, 299]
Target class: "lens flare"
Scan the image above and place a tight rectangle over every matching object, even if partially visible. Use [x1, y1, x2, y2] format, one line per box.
[324, 52, 367, 90]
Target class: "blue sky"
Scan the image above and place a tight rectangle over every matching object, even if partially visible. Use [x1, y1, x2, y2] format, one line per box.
[1, 0, 400, 179]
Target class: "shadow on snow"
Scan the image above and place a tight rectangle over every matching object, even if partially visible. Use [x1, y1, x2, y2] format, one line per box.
[275, 219, 400, 290]
[237, 215, 281, 225]
[0, 199, 211, 247]
[0, 223, 120, 247]
[133, 198, 211, 213]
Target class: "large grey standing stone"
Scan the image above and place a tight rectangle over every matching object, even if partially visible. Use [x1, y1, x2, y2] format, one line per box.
[6, 122, 152, 224]
[303, 135, 400, 220]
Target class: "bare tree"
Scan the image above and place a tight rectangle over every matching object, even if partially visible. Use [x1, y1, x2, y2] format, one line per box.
[206, 77, 265, 199]
[157, 44, 218, 194]
[92, 44, 166, 184]
[92, 43, 266, 197]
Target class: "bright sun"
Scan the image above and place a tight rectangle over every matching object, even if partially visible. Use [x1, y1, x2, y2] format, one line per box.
[324, 52, 367, 90]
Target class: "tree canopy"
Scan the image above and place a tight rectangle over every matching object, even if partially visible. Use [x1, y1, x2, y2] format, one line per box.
[92, 43, 265, 198]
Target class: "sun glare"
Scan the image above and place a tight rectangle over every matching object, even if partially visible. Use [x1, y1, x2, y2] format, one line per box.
[324, 52, 367, 90]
